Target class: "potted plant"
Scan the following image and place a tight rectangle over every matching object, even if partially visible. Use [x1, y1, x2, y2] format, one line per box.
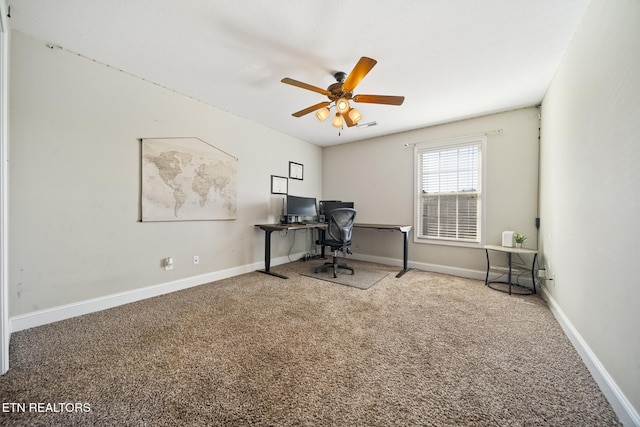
[513, 232, 527, 248]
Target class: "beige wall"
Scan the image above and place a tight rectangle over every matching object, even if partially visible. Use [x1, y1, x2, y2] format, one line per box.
[9, 31, 321, 316]
[540, 0, 640, 417]
[323, 107, 540, 275]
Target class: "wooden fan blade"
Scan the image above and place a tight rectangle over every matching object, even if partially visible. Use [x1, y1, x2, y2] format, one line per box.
[281, 78, 330, 96]
[292, 102, 330, 117]
[353, 94, 405, 106]
[342, 57, 377, 92]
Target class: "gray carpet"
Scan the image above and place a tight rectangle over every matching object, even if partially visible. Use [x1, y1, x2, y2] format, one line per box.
[301, 265, 387, 289]
[0, 260, 621, 426]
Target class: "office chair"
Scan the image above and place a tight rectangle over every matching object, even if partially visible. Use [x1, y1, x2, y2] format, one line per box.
[315, 208, 357, 278]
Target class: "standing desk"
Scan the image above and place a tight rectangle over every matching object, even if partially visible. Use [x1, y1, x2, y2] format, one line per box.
[255, 223, 327, 279]
[353, 224, 412, 278]
[255, 222, 412, 279]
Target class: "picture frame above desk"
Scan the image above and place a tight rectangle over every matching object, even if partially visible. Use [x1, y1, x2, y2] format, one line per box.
[289, 161, 303, 180]
[271, 175, 288, 194]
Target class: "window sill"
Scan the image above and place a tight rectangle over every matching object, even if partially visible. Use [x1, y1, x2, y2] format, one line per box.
[413, 237, 482, 249]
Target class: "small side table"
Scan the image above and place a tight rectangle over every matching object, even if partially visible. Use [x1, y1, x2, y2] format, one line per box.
[484, 245, 538, 295]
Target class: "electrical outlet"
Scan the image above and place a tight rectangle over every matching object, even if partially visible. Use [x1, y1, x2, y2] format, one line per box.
[193, 255, 199, 265]
[164, 257, 174, 271]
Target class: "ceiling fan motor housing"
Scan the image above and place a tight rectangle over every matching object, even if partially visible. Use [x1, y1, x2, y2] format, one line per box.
[328, 72, 352, 101]
[327, 85, 352, 101]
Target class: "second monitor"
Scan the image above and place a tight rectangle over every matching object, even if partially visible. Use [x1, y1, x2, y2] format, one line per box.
[319, 200, 354, 223]
[285, 195, 318, 224]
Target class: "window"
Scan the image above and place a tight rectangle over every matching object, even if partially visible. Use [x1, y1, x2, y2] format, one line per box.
[414, 136, 484, 245]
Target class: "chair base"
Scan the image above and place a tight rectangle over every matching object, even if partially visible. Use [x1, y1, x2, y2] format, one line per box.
[315, 258, 355, 278]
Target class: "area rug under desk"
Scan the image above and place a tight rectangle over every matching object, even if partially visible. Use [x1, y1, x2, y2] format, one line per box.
[301, 268, 387, 290]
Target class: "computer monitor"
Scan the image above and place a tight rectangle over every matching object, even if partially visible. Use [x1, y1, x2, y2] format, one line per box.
[318, 200, 341, 216]
[320, 201, 354, 222]
[286, 195, 318, 218]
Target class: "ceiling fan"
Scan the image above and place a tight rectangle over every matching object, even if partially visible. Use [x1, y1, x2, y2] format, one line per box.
[281, 57, 404, 130]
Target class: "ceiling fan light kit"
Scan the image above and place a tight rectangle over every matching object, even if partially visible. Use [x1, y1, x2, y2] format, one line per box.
[348, 108, 362, 123]
[336, 98, 350, 114]
[332, 113, 343, 128]
[281, 57, 404, 134]
[316, 107, 330, 122]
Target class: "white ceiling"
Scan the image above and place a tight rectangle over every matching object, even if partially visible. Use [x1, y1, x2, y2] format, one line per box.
[8, 0, 591, 147]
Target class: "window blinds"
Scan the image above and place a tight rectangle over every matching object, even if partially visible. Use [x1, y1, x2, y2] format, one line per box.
[417, 142, 481, 242]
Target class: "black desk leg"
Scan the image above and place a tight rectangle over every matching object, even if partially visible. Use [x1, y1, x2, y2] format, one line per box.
[258, 229, 288, 279]
[396, 230, 411, 278]
[507, 252, 513, 295]
[485, 249, 490, 286]
[319, 229, 326, 259]
[531, 253, 538, 294]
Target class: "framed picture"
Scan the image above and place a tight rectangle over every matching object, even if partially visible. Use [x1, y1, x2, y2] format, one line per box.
[271, 175, 288, 194]
[289, 161, 303, 180]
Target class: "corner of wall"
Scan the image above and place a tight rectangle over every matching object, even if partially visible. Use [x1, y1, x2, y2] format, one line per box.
[0, 0, 10, 375]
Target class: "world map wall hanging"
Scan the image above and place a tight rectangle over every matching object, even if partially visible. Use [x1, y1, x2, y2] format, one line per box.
[141, 137, 237, 221]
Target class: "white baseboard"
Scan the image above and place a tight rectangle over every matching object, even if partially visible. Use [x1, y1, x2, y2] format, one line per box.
[9, 255, 297, 333]
[540, 284, 639, 427]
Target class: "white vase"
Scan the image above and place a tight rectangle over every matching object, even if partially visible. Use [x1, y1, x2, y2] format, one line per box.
[515, 242, 522, 249]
